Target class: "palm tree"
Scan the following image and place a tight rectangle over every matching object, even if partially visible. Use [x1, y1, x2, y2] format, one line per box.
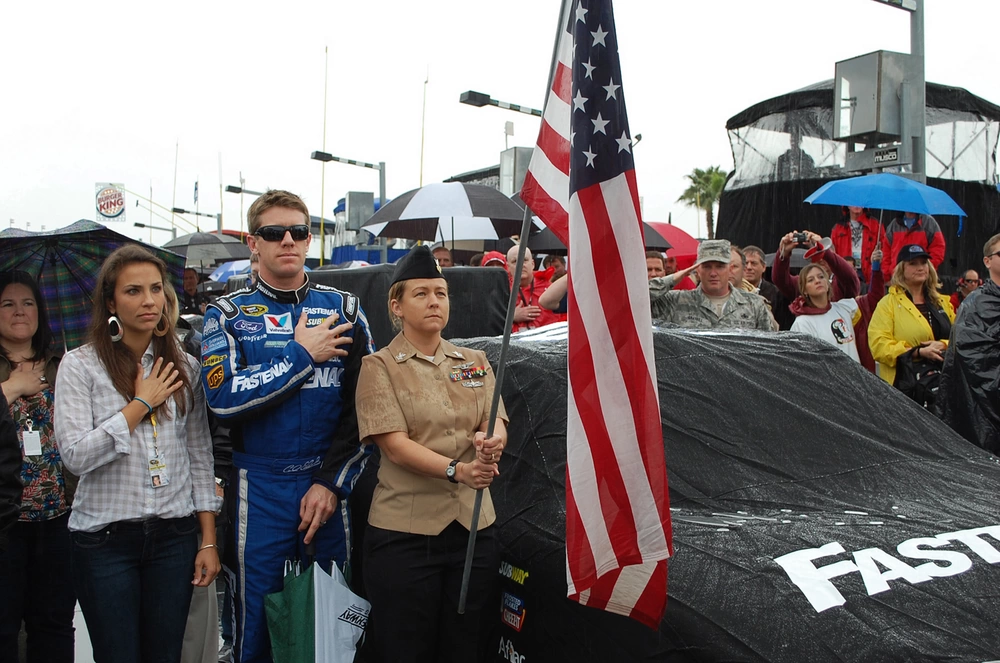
[677, 166, 727, 239]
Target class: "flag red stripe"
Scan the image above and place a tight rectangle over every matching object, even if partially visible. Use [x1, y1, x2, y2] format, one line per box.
[566, 281, 641, 572]
[604, 173, 671, 532]
[551, 60, 573, 105]
[536, 119, 570, 176]
[629, 560, 668, 629]
[564, 471, 597, 593]
[577, 181, 668, 529]
[520, 171, 569, 244]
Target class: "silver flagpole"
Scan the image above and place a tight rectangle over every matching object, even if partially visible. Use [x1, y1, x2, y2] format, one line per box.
[458, 0, 574, 615]
[457, 202, 533, 614]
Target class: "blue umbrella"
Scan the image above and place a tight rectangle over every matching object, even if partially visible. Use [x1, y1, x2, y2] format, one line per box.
[805, 173, 966, 217]
[210, 259, 251, 282]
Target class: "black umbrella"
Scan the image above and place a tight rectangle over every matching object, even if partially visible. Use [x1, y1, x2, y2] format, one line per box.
[527, 222, 671, 255]
[362, 182, 527, 241]
[163, 231, 251, 264]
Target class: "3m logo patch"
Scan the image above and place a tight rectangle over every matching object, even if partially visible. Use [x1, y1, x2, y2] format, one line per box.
[264, 313, 293, 335]
[202, 354, 227, 368]
[240, 304, 268, 316]
[206, 365, 225, 390]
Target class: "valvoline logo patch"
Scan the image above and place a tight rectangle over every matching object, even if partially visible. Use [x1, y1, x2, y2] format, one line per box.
[264, 312, 293, 335]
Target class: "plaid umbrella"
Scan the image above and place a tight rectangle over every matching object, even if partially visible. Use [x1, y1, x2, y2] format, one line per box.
[0, 220, 185, 351]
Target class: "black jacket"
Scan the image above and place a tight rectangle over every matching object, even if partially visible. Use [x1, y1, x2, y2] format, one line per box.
[939, 280, 1000, 455]
[0, 393, 22, 550]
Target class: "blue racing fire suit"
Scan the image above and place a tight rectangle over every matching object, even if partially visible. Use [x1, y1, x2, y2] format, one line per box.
[201, 276, 374, 663]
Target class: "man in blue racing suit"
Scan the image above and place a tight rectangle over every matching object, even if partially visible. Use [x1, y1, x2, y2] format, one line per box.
[201, 190, 374, 663]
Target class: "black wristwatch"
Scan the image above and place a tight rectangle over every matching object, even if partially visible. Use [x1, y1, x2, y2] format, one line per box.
[446, 459, 460, 483]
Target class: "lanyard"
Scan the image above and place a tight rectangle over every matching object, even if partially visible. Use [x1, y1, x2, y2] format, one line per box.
[518, 281, 535, 307]
[150, 413, 160, 458]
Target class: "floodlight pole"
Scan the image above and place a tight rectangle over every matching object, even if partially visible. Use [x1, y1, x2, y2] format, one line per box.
[910, 0, 926, 183]
[310, 151, 388, 264]
[873, 0, 925, 182]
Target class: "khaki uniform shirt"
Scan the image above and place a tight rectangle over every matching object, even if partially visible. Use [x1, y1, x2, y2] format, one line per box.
[356, 333, 508, 536]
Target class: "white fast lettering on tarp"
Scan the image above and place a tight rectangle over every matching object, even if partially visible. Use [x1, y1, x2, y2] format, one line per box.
[774, 524, 1000, 612]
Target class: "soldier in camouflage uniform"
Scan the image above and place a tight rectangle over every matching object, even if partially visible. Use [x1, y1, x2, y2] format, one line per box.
[649, 239, 773, 331]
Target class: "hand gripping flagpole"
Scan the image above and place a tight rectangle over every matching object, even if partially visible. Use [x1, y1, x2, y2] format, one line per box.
[458, 204, 534, 614]
[458, 0, 573, 615]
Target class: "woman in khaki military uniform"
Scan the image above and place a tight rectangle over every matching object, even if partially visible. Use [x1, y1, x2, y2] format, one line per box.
[356, 245, 507, 663]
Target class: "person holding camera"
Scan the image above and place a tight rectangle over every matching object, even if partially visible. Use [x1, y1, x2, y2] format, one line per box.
[785, 245, 886, 364]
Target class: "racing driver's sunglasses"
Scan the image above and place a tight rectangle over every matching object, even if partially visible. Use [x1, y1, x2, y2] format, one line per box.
[254, 224, 310, 242]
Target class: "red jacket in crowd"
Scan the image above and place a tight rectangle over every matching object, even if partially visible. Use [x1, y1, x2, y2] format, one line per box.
[883, 214, 946, 275]
[512, 271, 565, 332]
[830, 212, 891, 285]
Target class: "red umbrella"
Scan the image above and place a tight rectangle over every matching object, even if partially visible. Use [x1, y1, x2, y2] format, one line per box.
[644, 222, 700, 269]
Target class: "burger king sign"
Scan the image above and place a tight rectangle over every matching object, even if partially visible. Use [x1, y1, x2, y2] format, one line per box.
[95, 183, 126, 221]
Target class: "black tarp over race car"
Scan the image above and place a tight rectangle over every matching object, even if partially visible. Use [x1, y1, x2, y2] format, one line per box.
[462, 325, 1000, 662]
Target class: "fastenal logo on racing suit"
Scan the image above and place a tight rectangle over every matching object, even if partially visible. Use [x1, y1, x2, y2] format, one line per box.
[231, 360, 293, 392]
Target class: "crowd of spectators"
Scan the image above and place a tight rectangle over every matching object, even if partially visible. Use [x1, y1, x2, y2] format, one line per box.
[1, 192, 998, 663]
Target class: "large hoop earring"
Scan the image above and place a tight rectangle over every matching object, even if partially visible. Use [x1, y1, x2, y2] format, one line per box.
[152, 311, 170, 337]
[108, 315, 124, 342]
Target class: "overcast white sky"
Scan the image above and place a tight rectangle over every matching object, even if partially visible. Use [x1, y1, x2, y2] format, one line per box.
[2, 0, 997, 244]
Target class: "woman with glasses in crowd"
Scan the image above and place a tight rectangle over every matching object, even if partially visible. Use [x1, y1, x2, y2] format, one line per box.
[54, 245, 220, 663]
[0, 271, 76, 663]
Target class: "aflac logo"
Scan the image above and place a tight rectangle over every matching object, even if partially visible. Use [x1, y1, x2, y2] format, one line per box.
[498, 637, 525, 663]
[264, 313, 293, 335]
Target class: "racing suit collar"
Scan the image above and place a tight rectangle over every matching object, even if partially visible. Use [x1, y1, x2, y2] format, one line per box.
[254, 274, 311, 304]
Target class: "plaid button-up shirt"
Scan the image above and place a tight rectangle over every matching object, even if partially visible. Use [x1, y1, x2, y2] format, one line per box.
[54, 343, 219, 532]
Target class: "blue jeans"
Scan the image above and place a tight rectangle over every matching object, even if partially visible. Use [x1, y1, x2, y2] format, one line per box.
[0, 512, 76, 663]
[71, 516, 198, 663]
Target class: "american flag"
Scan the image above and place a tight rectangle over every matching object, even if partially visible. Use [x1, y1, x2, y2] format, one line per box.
[520, 0, 673, 628]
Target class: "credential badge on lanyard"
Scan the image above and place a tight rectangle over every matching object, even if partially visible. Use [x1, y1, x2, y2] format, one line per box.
[21, 418, 42, 456]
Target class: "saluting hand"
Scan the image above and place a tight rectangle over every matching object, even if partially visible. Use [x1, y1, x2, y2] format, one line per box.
[295, 310, 353, 363]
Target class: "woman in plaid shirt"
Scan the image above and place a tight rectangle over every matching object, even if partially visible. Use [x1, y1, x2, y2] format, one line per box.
[54, 246, 220, 663]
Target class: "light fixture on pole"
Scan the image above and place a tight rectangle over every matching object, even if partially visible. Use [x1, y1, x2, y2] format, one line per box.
[225, 183, 265, 243]
[310, 151, 387, 264]
[459, 91, 542, 117]
[172, 207, 219, 233]
[134, 221, 178, 241]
